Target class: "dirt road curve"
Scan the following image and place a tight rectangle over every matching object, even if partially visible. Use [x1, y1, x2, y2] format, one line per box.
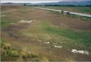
[35, 7, 91, 18]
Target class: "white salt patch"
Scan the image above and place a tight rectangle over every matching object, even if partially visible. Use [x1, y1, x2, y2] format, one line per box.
[19, 20, 33, 23]
[53, 43, 62, 48]
[27, 21, 32, 23]
[54, 45, 62, 48]
[71, 49, 77, 53]
[44, 42, 50, 44]
[78, 50, 84, 54]
[71, 49, 89, 55]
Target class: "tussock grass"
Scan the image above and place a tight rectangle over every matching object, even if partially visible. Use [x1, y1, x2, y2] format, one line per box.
[1, 42, 48, 61]
[1, 42, 11, 50]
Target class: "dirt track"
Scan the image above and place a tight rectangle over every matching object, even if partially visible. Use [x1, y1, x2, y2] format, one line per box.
[36, 7, 91, 17]
[27, 8, 91, 31]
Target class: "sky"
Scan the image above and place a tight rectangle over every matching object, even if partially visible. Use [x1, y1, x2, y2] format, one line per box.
[1, 0, 88, 3]
[1, 0, 62, 3]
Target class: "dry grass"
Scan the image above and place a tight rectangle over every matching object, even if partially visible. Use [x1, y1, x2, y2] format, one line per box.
[1, 6, 91, 61]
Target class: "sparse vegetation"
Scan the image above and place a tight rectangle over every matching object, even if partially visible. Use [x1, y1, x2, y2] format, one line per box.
[1, 5, 91, 61]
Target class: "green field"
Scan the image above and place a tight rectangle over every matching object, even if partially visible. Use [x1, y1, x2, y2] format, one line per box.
[1, 6, 91, 61]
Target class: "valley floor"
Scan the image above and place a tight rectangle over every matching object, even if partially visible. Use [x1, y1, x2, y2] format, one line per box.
[1, 6, 91, 61]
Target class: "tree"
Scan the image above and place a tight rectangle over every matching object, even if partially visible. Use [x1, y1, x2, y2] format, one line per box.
[24, 4, 27, 6]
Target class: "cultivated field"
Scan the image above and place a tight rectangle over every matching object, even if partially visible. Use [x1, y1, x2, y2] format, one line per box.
[1, 5, 91, 61]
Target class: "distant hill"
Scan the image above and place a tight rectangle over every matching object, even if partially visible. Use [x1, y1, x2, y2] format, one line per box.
[37, 0, 91, 6]
[1, 2, 31, 6]
[56, 0, 91, 5]
[1, 0, 91, 6]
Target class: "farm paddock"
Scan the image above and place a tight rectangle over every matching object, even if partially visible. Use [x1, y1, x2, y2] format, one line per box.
[1, 5, 91, 61]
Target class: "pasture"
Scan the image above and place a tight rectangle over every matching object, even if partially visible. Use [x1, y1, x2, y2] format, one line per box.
[1, 5, 91, 61]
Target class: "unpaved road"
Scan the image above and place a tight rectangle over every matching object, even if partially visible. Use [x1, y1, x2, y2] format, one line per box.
[35, 7, 91, 18]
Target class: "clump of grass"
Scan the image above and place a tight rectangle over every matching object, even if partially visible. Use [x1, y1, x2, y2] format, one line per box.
[20, 48, 30, 59]
[20, 48, 38, 59]
[1, 42, 11, 50]
[6, 49, 20, 57]
[1, 42, 47, 61]
[1, 42, 20, 57]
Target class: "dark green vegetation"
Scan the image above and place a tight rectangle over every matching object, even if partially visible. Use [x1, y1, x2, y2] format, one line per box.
[1, 5, 91, 61]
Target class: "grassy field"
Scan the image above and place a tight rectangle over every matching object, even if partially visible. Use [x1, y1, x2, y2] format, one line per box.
[1, 5, 91, 61]
[42, 6, 91, 14]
